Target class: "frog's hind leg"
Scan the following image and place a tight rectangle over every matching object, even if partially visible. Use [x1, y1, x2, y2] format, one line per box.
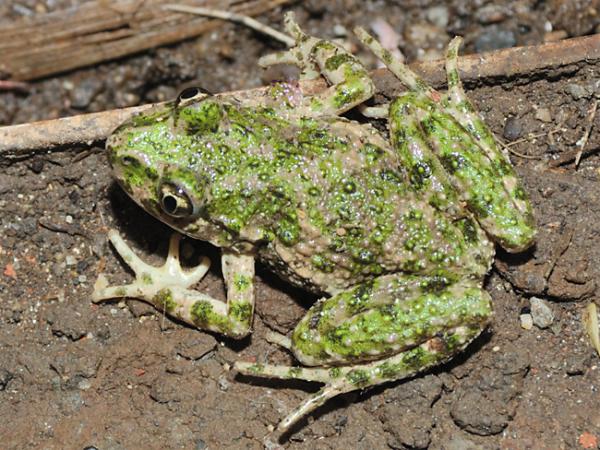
[443, 37, 536, 250]
[237, 327, 480, 433]
[235, 273, 492, 432]
[93, 230, 256, 339]
[354, 26, 439, 101]
[356, 27, 535, 251]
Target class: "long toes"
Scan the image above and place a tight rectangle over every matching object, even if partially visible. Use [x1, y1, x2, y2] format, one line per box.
[107, 229, 154, 275]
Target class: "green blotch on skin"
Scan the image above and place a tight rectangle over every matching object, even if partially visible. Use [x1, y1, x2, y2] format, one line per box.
[141, 272, 153, 285]
[313, 40, 336, 53]
[377, 361, 401, 379]
[288, 367, 303, 378]
[439, 153, 467, 174]
[345, 280, 374, 315]
[311, 253, 334, 273]
[447, 69, 460, 87]
[230, 301, 253, 327]
[191, 300, 229, 332]
[277, 219, 300, 246]
[118, 154, 159, 190]
[346, 369, 370, 386]
[418, 273, 456, 293]
[513, 185, 527, 201]
[456, 217, 479, 243]
[332, 80, 366, 110]
[329, 367, 341, 378]
[410, 161, 432, 189]
[161, 167, 205, 196]
[233, 274, 251, 292]
[247, 363, 265, 374]
[362, 143, 385, 164]
[178, 101, 222, 133]
[153, 288, 176, 314]
[116, 287, 127, 297]
[325, 53, 355, 71]
[402, 345, 438, 371]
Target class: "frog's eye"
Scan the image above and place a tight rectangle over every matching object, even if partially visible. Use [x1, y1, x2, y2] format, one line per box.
[158, 183, 195, 218]
[176, 87, 211, 106]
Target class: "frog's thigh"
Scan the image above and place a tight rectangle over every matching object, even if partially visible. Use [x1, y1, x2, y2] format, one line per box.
[387, 93, 461, 217]
[292, 273, 491, 366]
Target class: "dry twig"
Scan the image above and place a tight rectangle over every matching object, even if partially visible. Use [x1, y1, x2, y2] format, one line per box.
[0, 0, 293, 81]
[1, 30, 600, 159]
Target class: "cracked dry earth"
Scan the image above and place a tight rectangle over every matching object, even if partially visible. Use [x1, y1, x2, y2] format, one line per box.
[1, 2, 600, 449]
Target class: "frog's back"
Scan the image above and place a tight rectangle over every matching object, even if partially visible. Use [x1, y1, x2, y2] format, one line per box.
[186, 100, 493, 293]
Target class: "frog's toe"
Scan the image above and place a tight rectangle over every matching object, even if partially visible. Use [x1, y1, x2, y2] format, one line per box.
[282, 11, 306, 41]
[92, 230, 211, 303]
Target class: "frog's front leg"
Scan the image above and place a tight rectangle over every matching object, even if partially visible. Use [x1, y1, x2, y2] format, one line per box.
[93, 230, 255, 338]
[235, 273, 491, 432]
[260, 12, 374, 115]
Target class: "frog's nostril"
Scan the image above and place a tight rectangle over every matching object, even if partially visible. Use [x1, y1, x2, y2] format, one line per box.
[121, 155, 138, 166]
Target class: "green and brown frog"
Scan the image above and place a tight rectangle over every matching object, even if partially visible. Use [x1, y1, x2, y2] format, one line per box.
[93, 13, 535, 432]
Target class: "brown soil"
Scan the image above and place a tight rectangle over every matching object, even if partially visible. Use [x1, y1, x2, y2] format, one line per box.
[1, 2, 599, 449]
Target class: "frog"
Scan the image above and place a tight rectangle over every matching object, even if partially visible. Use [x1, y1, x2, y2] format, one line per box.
[93, 12, 535, 433]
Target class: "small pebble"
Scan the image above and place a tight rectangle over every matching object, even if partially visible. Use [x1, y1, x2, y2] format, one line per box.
[474, 26, 516, 52]
[333, 24, 347, 37]
[565, 83, 590, 100]
[218, 375, 230, 391]
[65, 215, 73, 224]
[530, 297, 554, 329]
[503, 116, 523, 141]
[69, 78, 104, 109]
[535, 107, 552, 123]
[475, 5, 508, 24]
[65, 255, 76, 266]
[520, 313, 533, 330]
[78, 379, 92, 390]
[565, 354, 589, 376]
[425, 6, 449, 28]
[29, 158, 45, 174]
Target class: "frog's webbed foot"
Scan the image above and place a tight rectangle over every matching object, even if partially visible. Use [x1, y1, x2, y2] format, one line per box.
[93, 230, 256, 338]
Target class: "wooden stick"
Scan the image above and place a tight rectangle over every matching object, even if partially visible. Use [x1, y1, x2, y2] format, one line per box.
[2, 33, 600, 158]
[0, 0, 293, 81]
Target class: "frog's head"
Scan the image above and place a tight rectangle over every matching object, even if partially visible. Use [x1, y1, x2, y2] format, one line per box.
[106, 88, 218, 239]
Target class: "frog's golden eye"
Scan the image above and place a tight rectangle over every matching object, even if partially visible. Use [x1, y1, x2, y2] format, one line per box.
[176, 86, 211, 106]
[158, 183, 195, 218]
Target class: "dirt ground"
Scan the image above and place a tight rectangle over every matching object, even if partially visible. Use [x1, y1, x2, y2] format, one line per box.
[1, 1, 600, 449]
